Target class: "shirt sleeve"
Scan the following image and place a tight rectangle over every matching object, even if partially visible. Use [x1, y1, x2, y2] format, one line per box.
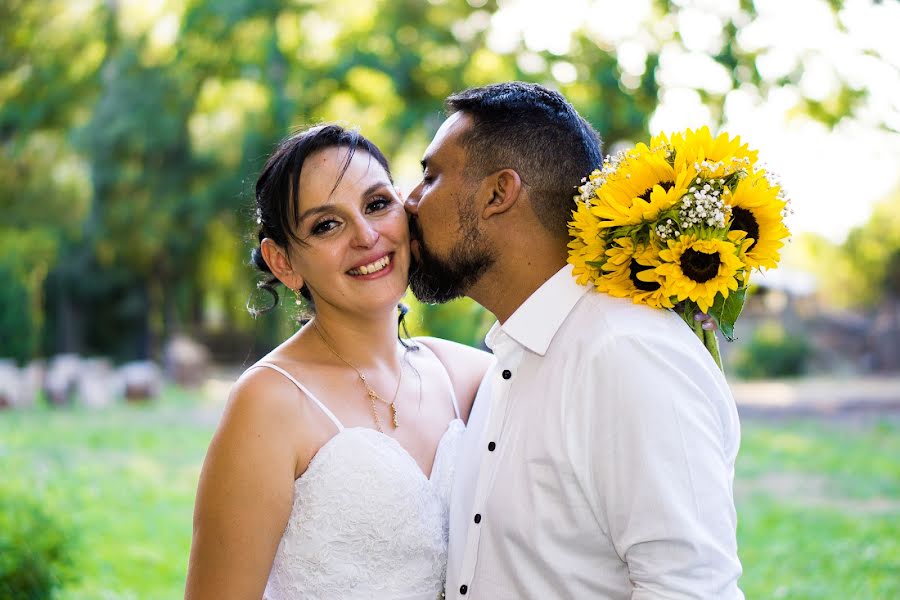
[577, 333, 744, 600]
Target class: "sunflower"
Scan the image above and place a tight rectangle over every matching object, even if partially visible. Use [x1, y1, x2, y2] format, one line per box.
[567, 200, 607, 286]
[655, 234, 749, 313]
[596, 237, 674, 309]
[590, 149, 695, 230]
[726, 170, 790, 270]
[568, 236, 607, 287]
[670, 127, 758, 179]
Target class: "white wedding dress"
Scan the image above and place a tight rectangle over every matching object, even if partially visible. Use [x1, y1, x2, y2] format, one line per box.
[252, 358, 464, 600]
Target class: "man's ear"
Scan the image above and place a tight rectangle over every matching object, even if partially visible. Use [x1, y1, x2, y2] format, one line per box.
[260, 238, 304, 291]
[480, 168, 522, 220]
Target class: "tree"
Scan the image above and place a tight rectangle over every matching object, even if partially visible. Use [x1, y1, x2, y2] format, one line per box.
[4, 0, 896, 360]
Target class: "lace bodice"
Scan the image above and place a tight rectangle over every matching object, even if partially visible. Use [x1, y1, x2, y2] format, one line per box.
[254, 361, 464, 600]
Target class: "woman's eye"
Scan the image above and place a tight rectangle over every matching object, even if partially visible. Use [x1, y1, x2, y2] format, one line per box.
[366, 196, 392, 213]
[311, 219, 339, 235]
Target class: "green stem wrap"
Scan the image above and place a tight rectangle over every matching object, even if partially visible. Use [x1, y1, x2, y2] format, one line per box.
[683, 302, 724, 372]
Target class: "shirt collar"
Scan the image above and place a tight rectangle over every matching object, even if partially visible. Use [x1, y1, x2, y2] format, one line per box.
[484, 264, 589, 356]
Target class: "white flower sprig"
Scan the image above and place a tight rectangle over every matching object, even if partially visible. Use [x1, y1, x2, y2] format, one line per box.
[679, 178, 731, 229]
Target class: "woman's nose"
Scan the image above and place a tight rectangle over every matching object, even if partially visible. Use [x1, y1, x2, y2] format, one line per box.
[351, 218, 380, 247]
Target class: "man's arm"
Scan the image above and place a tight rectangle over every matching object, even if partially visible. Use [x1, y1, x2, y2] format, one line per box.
[580, 334, 743, 599]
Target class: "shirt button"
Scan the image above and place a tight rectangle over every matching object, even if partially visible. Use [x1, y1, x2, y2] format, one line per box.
[474, 513, 482, 524]
[460, 584, 468, 595]
[501, 369, 512, 379]
[487, 441, 496, 451]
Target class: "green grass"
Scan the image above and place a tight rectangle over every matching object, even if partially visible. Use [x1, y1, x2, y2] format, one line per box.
[1, 391, 898, 599]
[0, 388, 215, 600]
[736, 419, 900, 599]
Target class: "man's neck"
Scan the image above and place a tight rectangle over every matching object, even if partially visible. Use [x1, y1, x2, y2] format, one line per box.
[467, 245, 568, 324]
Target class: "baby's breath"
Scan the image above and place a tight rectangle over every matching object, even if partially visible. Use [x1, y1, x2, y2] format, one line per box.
[655, 218, 679, 240]
[679, 180, 730, 229]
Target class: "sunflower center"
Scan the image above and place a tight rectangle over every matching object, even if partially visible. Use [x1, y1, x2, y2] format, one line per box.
[629, 263, 661, 292]
[680, 248, 721, 283]
[730, 207, 759, 250]
[638, 180, 674, 202]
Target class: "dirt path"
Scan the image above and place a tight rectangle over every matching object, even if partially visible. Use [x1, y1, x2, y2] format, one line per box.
[731, 376, 900, 418]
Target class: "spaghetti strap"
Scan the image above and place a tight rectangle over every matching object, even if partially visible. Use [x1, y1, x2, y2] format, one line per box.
[418, 344, 461, 420]
[251, 361, 344, 432]
[446, 373, 461, 420]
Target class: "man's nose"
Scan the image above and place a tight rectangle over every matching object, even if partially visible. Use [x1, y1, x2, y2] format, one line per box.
[404, 182, 423, 215]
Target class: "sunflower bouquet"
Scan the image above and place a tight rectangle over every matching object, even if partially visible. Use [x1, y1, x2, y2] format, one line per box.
[567, 127, 791, 369]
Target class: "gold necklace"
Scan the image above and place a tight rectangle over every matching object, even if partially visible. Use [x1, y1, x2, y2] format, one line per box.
[312, 320, 401, 432]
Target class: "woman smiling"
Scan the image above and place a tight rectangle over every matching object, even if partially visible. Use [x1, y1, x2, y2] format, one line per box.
[184, 125, 491, 600]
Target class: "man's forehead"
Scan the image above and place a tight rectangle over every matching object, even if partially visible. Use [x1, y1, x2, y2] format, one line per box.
[424, 112, 471, 163]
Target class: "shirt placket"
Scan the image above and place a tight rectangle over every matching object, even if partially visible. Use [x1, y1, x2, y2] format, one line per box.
[454, 334, 523, 598]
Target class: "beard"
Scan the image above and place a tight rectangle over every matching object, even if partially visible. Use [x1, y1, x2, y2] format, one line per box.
[408, 208, 495, 304]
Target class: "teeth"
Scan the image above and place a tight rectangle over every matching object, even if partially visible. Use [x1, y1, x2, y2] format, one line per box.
[351, 255, 390, 276]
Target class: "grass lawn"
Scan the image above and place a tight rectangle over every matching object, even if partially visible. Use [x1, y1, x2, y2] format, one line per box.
[1, 387, 898, 599]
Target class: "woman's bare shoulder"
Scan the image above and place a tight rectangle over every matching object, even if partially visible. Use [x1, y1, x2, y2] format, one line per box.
[227, 364, 307, 424]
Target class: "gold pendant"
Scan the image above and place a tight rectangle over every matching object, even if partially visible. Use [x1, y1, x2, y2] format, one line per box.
[390, 403, 399, 428]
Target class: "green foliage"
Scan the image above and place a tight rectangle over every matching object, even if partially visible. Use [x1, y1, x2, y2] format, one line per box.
[792, 189, 900, 309]
[732, 321, 812, 379]
[841, 191, 900, 306]
[0, 229, 57, 362]
[0, 259, 35, 363]
[3, 0, 892, 357]
[0, 487, 76, 600]
[404, 294, 493, 348]
[711, 286, 748, 341]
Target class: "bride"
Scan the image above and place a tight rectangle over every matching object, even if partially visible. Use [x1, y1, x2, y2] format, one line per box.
[184, 124, 492, 599]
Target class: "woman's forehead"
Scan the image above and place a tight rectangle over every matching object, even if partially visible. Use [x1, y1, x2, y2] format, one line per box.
[297, 147, 389, 206]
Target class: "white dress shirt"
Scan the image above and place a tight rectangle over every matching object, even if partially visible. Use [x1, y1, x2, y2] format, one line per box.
[446, 264, 743, 599]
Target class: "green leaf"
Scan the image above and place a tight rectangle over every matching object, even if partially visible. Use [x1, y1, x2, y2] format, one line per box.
[711, 287, 747, 341]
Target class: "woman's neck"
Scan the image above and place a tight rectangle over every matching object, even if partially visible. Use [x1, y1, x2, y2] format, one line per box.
[304, 304, 403, 371]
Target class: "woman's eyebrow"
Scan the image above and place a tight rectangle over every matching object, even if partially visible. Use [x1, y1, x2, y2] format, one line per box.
[296, 204, 335, 224]
[359, 181, 392, 199]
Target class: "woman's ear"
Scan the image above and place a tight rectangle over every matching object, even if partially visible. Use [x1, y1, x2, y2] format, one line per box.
[481, 168, 522, 220]
[260, 238, 304, 291]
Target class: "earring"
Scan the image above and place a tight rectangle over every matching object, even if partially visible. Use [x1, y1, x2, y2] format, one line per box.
[295, 288, 304, 305]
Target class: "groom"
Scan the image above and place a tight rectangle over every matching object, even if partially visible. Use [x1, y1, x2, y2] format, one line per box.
[406, 82, 744, 599]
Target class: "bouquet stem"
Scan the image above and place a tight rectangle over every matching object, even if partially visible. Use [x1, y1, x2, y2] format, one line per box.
[683, 303, 724, 372]
[704, 326, 723, 372]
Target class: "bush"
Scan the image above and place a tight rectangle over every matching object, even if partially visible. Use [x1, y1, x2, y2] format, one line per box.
[405, 295, 493, 349]
[0, 490, 76, 600]
[732, 321, 812, 379]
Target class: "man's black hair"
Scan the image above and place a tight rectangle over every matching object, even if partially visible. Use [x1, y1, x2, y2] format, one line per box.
[445, 81, 603, 238]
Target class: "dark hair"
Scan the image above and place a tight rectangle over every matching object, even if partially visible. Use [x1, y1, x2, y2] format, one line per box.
[249, 124, 392, 314]
[445, 81, 602, 238]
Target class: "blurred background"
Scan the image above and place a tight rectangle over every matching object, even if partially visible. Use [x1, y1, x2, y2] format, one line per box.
[1, 0, 898, 598]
